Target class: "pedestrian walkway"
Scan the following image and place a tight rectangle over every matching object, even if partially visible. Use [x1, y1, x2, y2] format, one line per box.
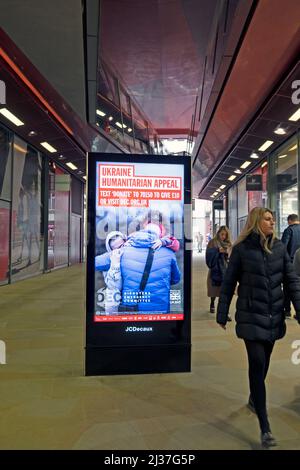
[0, 254, 299, 449]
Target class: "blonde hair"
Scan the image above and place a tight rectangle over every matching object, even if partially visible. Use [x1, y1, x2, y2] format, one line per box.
[212, 225, 232, 245]
[235, 207, 275, 253]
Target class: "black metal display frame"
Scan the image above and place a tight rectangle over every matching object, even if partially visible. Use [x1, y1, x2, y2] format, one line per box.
[85, 153, 191, 375]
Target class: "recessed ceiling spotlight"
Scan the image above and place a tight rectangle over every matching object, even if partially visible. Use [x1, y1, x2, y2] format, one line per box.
[108, 116, 113, 121]
[28, 130, 37, 137]
[250, 152, 259, 159]
[234, 169, 242, 174]
[77, 170, 84, 175]
[274, 127, 287, 135]
[58, 154, 65, 160]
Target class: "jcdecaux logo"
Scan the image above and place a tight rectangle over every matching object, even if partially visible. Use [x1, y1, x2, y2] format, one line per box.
[125, 326, 153, 333]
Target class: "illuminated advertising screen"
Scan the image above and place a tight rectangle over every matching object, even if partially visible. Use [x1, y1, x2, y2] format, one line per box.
[86, 154, 191, 376]
[94, 161, 184, 322]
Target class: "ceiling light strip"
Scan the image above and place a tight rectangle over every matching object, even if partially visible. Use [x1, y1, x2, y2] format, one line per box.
[0, 108, 24, 126]
[40, 141, 57, 153]
[66, 162, 78, 170]
[289, 108, 300, 122]
[240, 161, 251, 169]
[258, 140, 273, 152]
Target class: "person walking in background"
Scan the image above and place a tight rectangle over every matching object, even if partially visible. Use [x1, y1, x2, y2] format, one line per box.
[217, 207, 300, 448]
[195, 232, 203, 252]
[206, 226, 232, 316]
[198, 232, 204, 253]
[281, 213, 300, 318]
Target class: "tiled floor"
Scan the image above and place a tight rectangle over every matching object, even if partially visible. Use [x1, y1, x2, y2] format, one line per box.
[0, 253, 299, 449]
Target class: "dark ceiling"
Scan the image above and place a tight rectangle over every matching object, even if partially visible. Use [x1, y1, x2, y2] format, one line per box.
[0, 28, 123, 179]
[200, 61, 300, 200]
[194, 0, 300, 198]
[100, 0, 218, 135]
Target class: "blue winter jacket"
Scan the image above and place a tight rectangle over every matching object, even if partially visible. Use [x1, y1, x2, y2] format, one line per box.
[95, 230, 181, 312]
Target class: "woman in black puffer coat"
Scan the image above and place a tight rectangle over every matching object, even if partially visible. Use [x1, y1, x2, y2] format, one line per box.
[217, 207, 300, 448]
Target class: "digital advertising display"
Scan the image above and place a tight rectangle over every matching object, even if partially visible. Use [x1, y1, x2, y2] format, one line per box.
[94, 161, 184, 322]
[86, 154, 191, 376]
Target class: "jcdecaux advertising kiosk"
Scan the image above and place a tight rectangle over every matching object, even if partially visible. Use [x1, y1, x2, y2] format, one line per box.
[85, 154, 191, 375]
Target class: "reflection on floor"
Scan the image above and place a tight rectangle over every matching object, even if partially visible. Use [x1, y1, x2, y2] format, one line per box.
[0, 253, 299, 449]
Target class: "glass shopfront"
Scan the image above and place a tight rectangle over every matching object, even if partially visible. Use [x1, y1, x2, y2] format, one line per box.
[0, 121, 84, 286]
[11, 136, 44, 281]
[248, 161, 268, 211]
[225, 133, 299, 240]
[237, 177, 248, 233]
[0, 126, 12, 285]
[271, 138, 298, 236]
[48, 165, 70, 269]
[228, 186, 238, 241]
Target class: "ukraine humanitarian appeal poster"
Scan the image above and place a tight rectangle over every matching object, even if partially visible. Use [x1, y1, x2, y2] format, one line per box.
[94, 161, 184, 322]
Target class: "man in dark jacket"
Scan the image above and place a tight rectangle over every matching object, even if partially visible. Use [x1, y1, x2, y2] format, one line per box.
[281, 213, 300, 317]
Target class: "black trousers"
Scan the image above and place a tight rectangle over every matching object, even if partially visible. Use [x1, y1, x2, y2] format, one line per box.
[244, 339, 274, 433]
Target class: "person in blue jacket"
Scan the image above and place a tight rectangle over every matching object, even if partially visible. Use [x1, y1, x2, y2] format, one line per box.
[95, 223, 181, 313]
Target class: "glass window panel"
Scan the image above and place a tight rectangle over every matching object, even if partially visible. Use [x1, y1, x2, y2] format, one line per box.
[48, 165, 70, 269]
[0, 199, 10, 285]
[228, 186, 237, 241]
[237, 177, 248, 219]
[0, 125, 12, 201]
[11, 137, 43, 281]
[248, 161, 268, 211]
[273, 138, 298, 236]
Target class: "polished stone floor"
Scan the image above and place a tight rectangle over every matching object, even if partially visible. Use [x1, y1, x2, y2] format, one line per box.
[0, 253, 299, 449]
